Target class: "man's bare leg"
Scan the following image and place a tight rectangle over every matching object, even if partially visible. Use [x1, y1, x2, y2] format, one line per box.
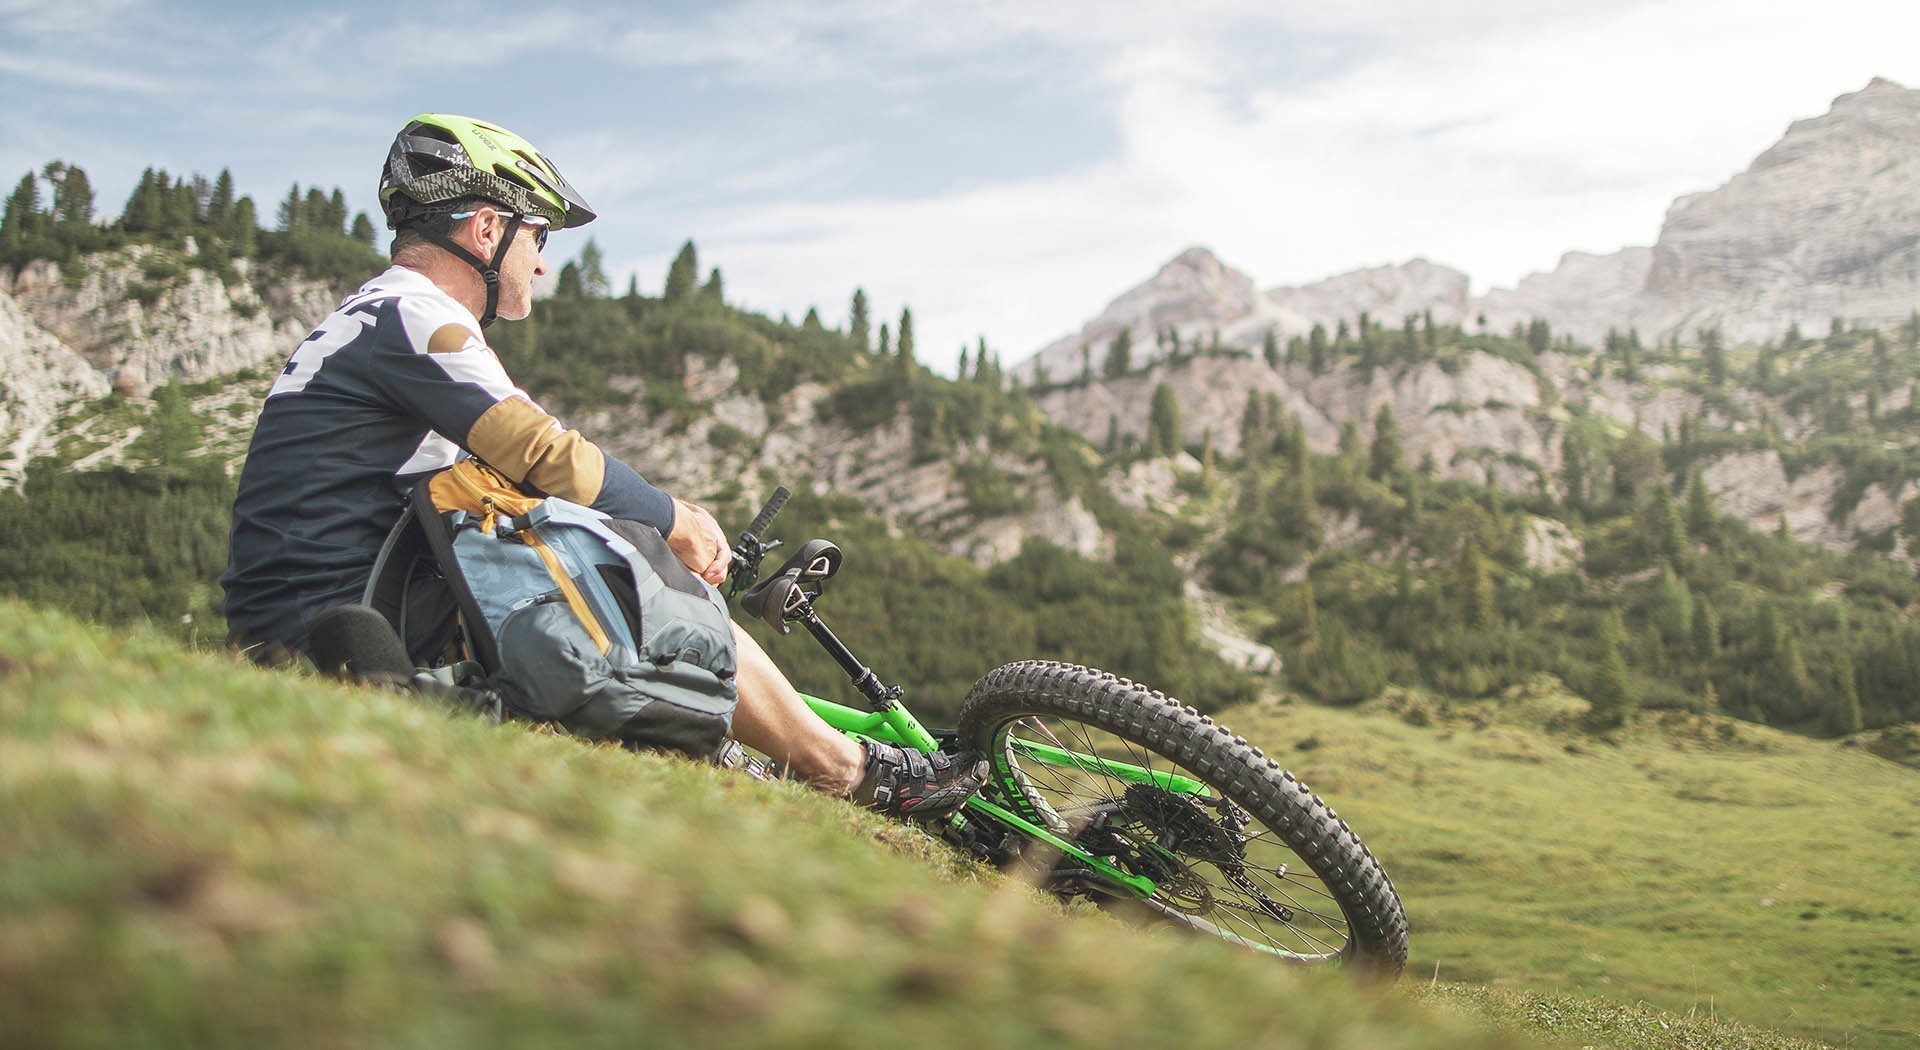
[727, 622, 864, 793]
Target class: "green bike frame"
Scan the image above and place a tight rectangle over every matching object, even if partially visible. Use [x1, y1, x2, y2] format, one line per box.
[731, 490, 1210, 906]
[799, 691, 1210, 899]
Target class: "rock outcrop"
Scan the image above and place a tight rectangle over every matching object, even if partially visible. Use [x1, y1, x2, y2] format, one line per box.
[0, 283, 109, 486]
[0, 247, 338, 486]
[1022, 246, 1263, 384]
[1264, 258, 1472, 335]
[1032, 349, 1554, 491]
[1019, 250, 1478, 384]
[1485, 78, 1920, 345]
[6, 247, 335, 396]
[1636, 78, 1920, 343]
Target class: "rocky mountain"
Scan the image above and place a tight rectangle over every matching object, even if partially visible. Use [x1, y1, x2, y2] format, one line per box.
[0, 245, 1107, 567]
[1024, 78, 1920, 371]
[1637, 77, 1920, 341]
[9, 223, 1920, 735]
[1034, 341, 1913, 554]
[1011, 77, 1920, 554]
[0, 244, 338, 485]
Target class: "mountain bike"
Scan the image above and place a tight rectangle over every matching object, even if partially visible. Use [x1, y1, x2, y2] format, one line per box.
[726, 486, 1410, 976]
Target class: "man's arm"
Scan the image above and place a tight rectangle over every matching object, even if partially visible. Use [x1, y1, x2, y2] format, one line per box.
[366, 314, 676, 533]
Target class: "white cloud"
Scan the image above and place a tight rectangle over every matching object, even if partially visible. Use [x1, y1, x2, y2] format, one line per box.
[8, 0, 1920, 381]
[630, 0, 1920, 374]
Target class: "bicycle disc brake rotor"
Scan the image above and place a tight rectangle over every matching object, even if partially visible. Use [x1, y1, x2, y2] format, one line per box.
[1118, 784, 1245, 865]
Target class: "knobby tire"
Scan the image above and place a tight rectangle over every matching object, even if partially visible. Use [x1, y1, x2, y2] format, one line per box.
[955, 661, 1409, 976]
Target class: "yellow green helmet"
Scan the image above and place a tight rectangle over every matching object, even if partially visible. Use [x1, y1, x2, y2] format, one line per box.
[379, 113, 596, 230]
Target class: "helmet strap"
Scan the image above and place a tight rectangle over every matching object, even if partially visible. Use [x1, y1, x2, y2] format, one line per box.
[421, 212, 524, 329]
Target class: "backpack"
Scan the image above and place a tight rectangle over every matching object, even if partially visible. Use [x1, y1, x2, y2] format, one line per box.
[364, 460, 738, 758]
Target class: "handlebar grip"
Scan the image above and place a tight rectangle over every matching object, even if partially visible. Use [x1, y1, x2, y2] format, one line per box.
[740, 485, 790, 544]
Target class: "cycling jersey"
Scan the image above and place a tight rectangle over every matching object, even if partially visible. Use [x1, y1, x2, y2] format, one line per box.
[220, 265, 675, 656]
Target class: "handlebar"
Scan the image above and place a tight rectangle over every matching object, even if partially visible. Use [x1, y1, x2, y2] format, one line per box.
[739, 485, 790, 548]
[728, 485, 790, 599]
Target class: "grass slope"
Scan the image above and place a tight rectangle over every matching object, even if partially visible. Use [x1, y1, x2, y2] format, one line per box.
[0, 601, 1893, 1049]
[1224, 684, 1920, 1049]
[0, 601, 1512, 1050]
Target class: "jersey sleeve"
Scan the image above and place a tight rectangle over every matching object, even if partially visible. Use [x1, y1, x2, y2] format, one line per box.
[366, 297, 676, 532]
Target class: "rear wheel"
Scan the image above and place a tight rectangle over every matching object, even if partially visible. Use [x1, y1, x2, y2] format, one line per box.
[955, 661, 1408, 976]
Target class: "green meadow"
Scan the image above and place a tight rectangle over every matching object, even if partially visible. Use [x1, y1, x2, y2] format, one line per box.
[2, 600, 1911, 1048]
[1231, 683, 1920, 1049]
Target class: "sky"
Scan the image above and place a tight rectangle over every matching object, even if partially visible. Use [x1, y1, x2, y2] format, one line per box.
[4, 0, 1920, 374]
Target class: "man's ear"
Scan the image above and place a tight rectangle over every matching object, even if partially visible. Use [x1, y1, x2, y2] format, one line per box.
[467, 209, 503, 257]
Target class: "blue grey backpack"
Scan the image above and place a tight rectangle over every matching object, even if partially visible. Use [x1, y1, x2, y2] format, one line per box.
[365, 461, 738, 757]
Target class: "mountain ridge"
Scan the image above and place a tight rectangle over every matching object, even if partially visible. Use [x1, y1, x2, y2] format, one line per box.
[1020, 77, 1920, 374]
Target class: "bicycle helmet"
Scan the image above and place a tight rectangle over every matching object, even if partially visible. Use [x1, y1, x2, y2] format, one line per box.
[379, 113, 597, 326]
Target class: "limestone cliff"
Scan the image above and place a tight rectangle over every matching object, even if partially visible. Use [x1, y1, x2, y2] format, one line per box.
[0, 246, 340, 486]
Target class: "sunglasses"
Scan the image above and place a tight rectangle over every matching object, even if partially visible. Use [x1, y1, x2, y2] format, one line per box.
[451, 209, 551, 251]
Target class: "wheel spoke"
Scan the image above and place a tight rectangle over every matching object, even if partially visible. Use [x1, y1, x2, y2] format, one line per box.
[995, 712, 1353, 960]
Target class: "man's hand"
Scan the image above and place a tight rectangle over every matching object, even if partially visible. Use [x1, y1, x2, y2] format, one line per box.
[667, 497, 731, 586]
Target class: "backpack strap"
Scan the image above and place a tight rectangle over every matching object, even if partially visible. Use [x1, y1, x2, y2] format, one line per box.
[406, 479, 505, 675]
[363, 500, 422, 635]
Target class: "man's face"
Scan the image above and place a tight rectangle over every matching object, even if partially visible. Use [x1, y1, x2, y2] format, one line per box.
[492, 213, 548, 323]
[467, 208, 548, 322]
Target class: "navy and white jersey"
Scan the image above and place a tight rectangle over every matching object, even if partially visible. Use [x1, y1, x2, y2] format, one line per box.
[220, 265, 674, 655]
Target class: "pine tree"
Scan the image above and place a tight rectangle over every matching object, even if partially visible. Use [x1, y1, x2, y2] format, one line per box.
[1700, 325, 1727, 385]
[303, 187, 330, 233]
[1337, 419, 1363, 472]
[877, 322, 891, 357]
[163, 174, 196, 230]
[848, 288, 870, 352]
[230, 197, 257, 256]
[554, 261, 583, 298]
[1455, 541, 1495, 628]
[578, 238, 610, 297]
[326, 188, 348, 235]
[1147, 383, 1181, 457]
[1307, 323, 1329, 373]
[277, 183, 303, 233]
[1262, 329, 1279, 368]
[1691, 594, 1720, 661]
[207, 169, 235, 228]
[699, 267, 723, 306]
[47, 163, 94, 231]
[663, 240, 698, 304]
[1560, 434, 1588, 513]
[1239, 391, 1267, 452]
[1587, 610, 1638, 729]
[1526, 319, 1552, 355]
[349, 212, 377, 248]
[1104, 328, 1132, 378]
[897, 307, 915, 366]
[1368, 402, 1403, 480]
[0, 172, 43, 257]
[1644, 479, 1687, 568]
[1684, 468, 1714, 537]
[1653, 561, 1693, 646]
[121, 169, 164, 233]
[1829, 656, 1864, 736]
